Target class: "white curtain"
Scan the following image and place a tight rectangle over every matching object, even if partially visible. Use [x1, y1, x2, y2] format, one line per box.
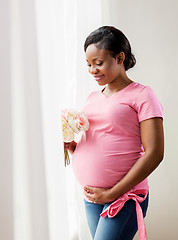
[0, 0, 103, 239]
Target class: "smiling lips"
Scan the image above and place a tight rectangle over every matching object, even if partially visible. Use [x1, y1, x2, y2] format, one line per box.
[93, 75, 105, 81]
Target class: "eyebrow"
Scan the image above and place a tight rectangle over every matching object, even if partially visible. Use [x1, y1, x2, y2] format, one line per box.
[86, 57, 103, 62]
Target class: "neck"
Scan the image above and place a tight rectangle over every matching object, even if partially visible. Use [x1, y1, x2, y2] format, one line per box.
[105, 74, 133, 94]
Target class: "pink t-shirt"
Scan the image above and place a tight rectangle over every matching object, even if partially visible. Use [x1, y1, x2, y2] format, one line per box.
[72, 82, 163, 192]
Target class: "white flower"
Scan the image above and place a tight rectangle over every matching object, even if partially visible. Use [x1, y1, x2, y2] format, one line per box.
[62, 119, 75, 142]
[61, 109, 90, 166]
[61, 109, 89, 136]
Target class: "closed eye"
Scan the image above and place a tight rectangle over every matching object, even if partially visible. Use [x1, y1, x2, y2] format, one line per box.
[87, 62, 103, 67]
[96, 62, 103, 66]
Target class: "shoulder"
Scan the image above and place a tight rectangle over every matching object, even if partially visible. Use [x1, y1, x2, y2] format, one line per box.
[130, 82, 150, 95]
[132, 82, 163, 122]
[135, 83, 160, 104]
[127, 82, 159, 102]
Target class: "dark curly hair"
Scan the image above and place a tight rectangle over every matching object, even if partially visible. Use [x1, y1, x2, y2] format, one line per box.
[84, 26, 136, 71]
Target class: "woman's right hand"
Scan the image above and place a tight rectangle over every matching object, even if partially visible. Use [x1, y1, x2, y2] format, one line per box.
[64, 141, 77, 155]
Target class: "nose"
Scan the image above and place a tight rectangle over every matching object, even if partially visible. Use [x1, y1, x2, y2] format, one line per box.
[89, 66, 98, 75]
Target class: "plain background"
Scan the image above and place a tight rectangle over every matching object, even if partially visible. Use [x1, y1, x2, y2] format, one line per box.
[102, 0, 178, 239]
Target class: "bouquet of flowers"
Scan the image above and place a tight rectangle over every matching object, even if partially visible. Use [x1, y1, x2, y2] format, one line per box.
[61, 109, 89, 166]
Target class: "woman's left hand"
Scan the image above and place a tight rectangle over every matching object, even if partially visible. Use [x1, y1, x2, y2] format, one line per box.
[83, 186, 114, 204]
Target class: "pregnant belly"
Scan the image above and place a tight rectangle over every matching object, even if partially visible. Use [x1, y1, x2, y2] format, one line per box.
[72, 143, 140, 188]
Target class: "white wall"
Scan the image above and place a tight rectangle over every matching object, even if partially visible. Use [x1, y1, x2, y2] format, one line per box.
[102, 0, 178, 239]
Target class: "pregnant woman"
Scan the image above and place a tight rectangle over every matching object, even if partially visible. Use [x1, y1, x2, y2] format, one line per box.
[64, 26, 164, 240]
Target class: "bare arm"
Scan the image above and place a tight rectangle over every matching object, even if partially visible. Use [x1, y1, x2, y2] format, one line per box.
[84, 117, 164, 203]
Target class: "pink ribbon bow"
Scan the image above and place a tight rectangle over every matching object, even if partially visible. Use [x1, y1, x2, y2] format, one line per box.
[100, 189, 148, 240]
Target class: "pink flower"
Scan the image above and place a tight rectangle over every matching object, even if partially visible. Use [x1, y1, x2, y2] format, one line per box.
[62, 110, 89, 135]
[61, 109, 89, 166]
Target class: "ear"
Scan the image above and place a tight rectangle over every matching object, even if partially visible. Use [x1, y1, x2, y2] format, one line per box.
[116, 52, 125, 64]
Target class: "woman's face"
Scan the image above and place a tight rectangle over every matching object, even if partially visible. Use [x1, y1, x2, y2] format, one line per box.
[85, 44, 123, 86]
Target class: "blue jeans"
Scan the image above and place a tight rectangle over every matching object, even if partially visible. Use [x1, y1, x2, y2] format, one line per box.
[84, 194, 149, 240]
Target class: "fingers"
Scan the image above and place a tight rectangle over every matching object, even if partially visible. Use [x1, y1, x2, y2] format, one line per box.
[84, 186, 95, 194]
[83, 186, 110, 204]
[84, 186, 100, 203]
[84, 186, 95, 201]
[85, 194, 94, 202]
[64, 141, 77, 155]
[64, 142, 71, 150]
